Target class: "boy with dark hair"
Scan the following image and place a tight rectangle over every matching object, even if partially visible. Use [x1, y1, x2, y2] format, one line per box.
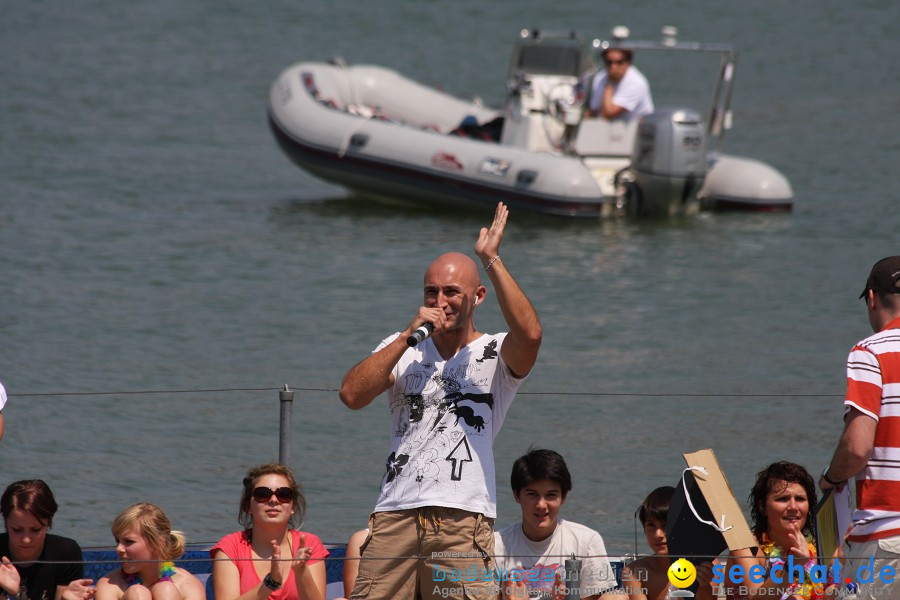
[621, 486, 675, 600]
[494, 449, 619, 600]
[621, 486, 715, 600]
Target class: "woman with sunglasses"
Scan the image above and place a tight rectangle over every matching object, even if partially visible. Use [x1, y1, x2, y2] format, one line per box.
[211, 464, 327, 600]
[94, 503, 205, 600]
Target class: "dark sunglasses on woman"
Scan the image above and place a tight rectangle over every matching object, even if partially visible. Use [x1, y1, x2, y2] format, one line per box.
[252, 486, 295, 503]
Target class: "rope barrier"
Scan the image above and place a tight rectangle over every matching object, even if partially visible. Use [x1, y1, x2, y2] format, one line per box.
[6, 551, 876, 567]
[4, 385, 851, 578]
[8, 387, 282, 398]
[8, 387, 842, 399]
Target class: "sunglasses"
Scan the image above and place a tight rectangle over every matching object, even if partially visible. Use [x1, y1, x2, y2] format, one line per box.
[252, 486, 295, 503]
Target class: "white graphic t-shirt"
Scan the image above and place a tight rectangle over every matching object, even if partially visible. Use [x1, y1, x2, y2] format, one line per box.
[493, 519, 618, 598]
[372, 332, 521, 518]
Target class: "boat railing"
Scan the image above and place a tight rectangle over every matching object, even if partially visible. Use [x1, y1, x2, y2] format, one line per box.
[13, 385, 837, 599]
[30, 384, 817, 473]
[77, 545, 628, 600]
[507, 30, 738, 156]
[593, 29, 738, 151]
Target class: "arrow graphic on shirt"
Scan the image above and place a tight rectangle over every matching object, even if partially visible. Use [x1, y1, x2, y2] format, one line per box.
[446, 437, 472, 481]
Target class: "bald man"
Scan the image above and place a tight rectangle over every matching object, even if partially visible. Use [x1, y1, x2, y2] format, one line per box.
[340, 202, 542, 600]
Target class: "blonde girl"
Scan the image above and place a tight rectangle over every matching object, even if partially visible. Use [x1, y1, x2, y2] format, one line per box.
[95, 503, 205, 600]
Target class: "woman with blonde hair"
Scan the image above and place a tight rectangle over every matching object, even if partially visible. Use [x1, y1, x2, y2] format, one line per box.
[95, 503, 205, 600]
[211, 463, 327, 600]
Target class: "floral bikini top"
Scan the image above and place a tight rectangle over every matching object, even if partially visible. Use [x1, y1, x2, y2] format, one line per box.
[124, 561, 177, 587]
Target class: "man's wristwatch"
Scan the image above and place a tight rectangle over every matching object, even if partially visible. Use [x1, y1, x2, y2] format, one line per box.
[263, 573, 282, 591]
[822, 466, 843, 486]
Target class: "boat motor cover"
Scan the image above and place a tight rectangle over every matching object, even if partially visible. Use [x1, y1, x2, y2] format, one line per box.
[632, 109, 707, 178]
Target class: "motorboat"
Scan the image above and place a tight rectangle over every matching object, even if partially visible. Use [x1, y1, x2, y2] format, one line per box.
[267, 27, 793, 218]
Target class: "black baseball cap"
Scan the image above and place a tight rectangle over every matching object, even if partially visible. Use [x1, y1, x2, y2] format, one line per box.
[859, 256, 900, 299]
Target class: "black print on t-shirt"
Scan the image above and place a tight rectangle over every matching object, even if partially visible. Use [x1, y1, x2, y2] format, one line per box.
[384, 451, 410, 482]
[476, 339, 498, 363]
[445, 392, 494, 432]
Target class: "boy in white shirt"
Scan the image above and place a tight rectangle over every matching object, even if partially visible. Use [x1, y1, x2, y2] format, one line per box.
[494, 449, 621, 600]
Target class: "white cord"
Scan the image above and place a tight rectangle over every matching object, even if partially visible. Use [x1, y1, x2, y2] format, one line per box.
[682, 466, 733, 533]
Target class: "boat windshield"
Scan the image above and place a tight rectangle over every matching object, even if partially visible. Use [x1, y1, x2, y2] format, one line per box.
[516, 46, 582, 76]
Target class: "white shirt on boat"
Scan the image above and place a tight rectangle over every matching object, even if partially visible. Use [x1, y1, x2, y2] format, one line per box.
[589, 65, 654, 122]
[493, 519, 618, 598]
[372, 332, 522, 518]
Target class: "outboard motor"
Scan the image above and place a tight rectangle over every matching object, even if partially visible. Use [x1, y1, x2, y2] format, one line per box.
[630, 108, 707, 216]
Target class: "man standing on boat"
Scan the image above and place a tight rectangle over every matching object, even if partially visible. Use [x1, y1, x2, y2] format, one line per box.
[339, 201, 542, 600]
[819, 255, 900, 600]
[585, 47, 654, 122]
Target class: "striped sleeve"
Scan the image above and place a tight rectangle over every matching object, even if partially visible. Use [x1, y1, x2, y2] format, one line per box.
[846, 345, 883, 420]
[847, 323, 900, 540]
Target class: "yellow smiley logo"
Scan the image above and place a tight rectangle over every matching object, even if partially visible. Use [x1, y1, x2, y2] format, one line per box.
[667, 558, 697, 588]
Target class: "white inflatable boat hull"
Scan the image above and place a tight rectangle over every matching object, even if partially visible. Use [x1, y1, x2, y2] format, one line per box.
[268, 30, 794, 217]
[269, 63, 619, 217]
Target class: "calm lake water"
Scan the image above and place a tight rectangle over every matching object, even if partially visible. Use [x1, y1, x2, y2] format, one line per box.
[1, 0, 898, 555]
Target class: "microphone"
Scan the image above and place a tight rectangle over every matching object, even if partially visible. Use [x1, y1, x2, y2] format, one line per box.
[406, 323, 434, 347]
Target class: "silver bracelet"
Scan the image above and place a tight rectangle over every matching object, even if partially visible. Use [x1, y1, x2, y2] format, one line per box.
[484, 256, 500, 271]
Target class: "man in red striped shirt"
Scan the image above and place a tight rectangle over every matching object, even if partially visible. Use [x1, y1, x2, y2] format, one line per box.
[820, 255, 900, 600]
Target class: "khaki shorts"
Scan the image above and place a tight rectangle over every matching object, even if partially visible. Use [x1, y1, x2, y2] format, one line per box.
[349, 507, 497, 600]
[845, 537, 900, 600]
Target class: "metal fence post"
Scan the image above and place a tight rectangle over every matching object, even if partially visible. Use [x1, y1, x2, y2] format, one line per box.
[279, 384, 294, 464]
[565, 554, 583, 600]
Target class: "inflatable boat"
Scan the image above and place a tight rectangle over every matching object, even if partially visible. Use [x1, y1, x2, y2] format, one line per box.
[268, 27, 793, 218]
